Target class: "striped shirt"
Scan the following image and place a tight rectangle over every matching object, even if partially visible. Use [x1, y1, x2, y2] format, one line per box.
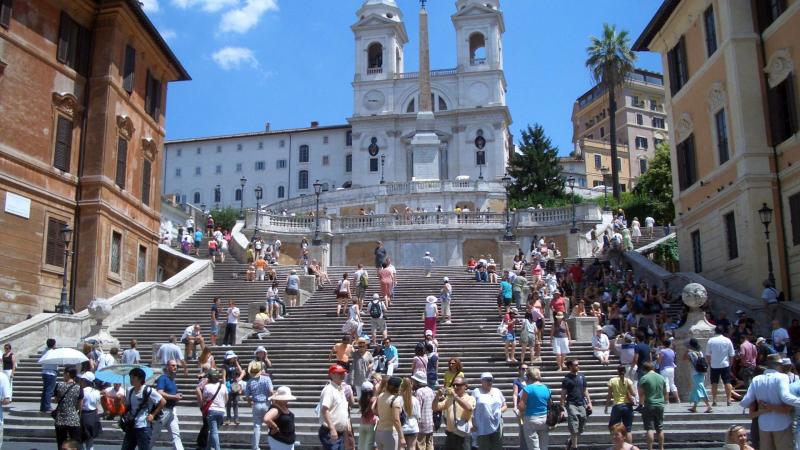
[415, 386, 435, 434]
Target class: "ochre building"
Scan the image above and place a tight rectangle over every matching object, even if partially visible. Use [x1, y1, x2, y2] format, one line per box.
[634, 0, 799, 299]
[0, 0, 189, 328]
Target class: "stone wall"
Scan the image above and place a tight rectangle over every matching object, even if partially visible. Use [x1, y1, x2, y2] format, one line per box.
[462, 239, 499, 263]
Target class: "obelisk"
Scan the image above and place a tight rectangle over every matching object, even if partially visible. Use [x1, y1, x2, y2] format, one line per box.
[410, 0, 441, 181]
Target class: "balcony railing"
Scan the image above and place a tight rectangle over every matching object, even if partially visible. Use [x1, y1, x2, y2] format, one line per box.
[470, 58, 487, 65]
[395, 68, 458, 80]
[367, 67, 383, 75]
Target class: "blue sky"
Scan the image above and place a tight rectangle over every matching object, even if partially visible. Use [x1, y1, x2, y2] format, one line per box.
[143, 0, 663, 155]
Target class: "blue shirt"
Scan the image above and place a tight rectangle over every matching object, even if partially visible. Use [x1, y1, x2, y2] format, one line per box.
[245, 375, 273, 404]
[383, 345, 398, 363]
[471, 387, 506, 435]
[194, 231, 203, 242]
[523, 383, 549, 416]
[156, 374, 179, 408]
[500, 281, 512, 299]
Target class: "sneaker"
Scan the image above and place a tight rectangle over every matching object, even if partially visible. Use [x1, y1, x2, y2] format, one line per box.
[276, 315, 285, 320]
[445, 321, 453, 325]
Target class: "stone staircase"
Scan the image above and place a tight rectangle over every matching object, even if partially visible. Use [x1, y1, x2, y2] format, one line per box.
[4, 250, 746, 449]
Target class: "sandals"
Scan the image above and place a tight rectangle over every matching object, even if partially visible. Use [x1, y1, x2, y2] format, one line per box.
[687, 407, 697, 413]
[705, 408, 714, 413]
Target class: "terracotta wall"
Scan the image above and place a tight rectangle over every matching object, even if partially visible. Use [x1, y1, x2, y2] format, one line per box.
[345, 242, 378, 267]
[462, 239, 499, 264]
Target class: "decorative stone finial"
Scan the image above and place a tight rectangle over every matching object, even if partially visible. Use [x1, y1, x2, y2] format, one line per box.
[682, 282, 707, 309]
[82, 297, 118, 350]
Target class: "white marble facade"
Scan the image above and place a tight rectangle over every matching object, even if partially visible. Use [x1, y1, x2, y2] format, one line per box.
[162, 0, 512, 209]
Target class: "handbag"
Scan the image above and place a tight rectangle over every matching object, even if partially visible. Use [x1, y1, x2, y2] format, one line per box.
[451, 396, 471, 437]
[201, 383, 223, 417]
[51, 383, 77, 420]
[545, 395, 564, 427]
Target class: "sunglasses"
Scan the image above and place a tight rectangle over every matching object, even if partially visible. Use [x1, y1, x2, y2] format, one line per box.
[453, 383, 467, 387]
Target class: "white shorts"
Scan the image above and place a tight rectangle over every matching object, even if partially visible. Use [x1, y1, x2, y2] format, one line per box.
[661, 366, 677, 392]
[593, 350, 609, 360]
[552, 337, 570, 355]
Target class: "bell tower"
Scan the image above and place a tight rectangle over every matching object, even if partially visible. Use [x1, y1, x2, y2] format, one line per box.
[452, 0, 504, 72]
[352, 0, 408, 81]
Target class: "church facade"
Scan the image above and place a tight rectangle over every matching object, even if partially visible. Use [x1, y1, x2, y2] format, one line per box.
[163, 0, 512, 210]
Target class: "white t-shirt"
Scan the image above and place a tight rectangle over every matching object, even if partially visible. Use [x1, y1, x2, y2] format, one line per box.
[121, 349, 140, 365]
[227, 306, 240, 324]
[127, 386, 163, 429]
[203, 382, 228, 412]
[354, 269, 366, 286]
[180, 325, 196, 342]
[706, 334, 735, 369]
[319, 382, 349, 431]
[96, 353, 115, 371]
[592, 334, 610, 351]
[82, 387, 101, 411]
[645, 217, 655, 227]
[0, 371, 10, 421]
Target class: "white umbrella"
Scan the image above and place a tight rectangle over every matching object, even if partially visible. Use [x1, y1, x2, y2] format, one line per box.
[37, 348, 88, 366]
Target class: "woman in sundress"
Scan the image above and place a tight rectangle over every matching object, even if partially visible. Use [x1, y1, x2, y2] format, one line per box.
[631, 217, 642, 244]
[378, 262, 394, 308]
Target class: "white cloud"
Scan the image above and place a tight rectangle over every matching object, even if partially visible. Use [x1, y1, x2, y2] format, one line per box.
[219, 0, 278, 34]
[171, 0, 239, 13]
[160, 29, 177, 41]
[211, 46, 258, 70]
[140, 0, 160, 12]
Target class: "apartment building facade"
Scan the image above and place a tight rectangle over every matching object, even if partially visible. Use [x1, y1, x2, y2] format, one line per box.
[634, 0, 799, 299]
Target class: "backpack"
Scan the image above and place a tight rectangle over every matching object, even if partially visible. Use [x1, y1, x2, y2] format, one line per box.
[369, 301, 382, 319]
[359, 271, 369, 289]
[692, 352, 708, 373]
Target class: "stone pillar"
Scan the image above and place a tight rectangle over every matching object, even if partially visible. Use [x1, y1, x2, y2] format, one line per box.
[567, 316, 599, 342]
[672, 283, 716, 396]
[308, 243, 330, 271]
[498, 240, 518, 272]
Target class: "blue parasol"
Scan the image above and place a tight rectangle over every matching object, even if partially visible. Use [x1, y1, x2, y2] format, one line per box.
[95, 364, 155, 385]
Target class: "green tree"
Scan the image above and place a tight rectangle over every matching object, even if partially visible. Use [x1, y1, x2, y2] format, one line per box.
[208, 207, 239, 231]
[586, 23, 636, 202]
[507, 124, 564, 203]
[633, 141, 675, 224]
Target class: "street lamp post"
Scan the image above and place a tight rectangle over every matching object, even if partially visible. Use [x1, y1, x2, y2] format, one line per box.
[501, 174, 515, 241]
[380, 154, 386, 184]
[55, 225, 74, 314]
[758, 202, 776, 287]
[214, 185, 221, 210]
[254, 186, 263, 237]
[600, 166, 610, 211]
[239, 176, 247, 222]
[312, 180, 323, 245]
[567, 177, 578, 233]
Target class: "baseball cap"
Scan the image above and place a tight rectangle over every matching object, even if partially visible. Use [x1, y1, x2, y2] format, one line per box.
[480, 372, 493, 381]
[328, 364, 347, 375]
[756, 337, 766, 345]
[79, 372, 95, 383]
[425, 329, 433, 336]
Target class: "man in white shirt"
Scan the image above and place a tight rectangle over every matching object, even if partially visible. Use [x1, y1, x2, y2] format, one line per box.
[223, 299, 240, 346]
[644, 216, 655, 238]
[740, 353, 800, 450]
[422, 252, 435, 277]
[0, 370, 12, 448]
[180, 324, 204, 361]
[705, 325, 735, 406]
[319, 364, 350, 450]
[762, 280, 780, 320]
[185, 217, 194, 237]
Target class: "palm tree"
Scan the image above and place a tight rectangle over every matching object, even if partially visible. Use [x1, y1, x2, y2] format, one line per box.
[586, 23, 636, 202]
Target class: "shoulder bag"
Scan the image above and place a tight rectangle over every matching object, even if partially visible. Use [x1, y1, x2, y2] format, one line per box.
[119, 386, 152, 433]
[201, 383, 223, 417]
[451, 396, 471, 437]
[546, 391, 564, 427]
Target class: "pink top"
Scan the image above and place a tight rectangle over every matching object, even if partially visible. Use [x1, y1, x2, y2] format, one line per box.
[739, 341, 757, 368]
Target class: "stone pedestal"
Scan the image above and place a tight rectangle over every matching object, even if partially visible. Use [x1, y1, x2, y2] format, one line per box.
[81, 298, 119, 351]
[567, 316, 598, 342]
[298, 275, 317, 294]
[309, 244, 330, 271]
[498, 240, 518, 272]
[673, 283, 716, 396]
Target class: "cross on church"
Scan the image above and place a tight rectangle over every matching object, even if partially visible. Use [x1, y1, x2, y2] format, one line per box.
[420, 0, 427, 9]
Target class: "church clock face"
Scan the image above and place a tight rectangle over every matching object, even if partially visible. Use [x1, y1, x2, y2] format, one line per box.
[363, 90, 385, 111]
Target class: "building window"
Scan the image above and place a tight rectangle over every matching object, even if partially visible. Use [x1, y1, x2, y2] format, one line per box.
[790, 192, 800, 246]
[631, 95, 640, 107]
[406, 99, 416, 113]
[276, 159, 287, 169]
[756, 0, 787, 33]
[676, 134, 698, 191]
[235, 188, 242, 201]
[195, 166, 201, 176]
[0, 0, 11, 29]
[650, 99, 661, 111]
[216, 145, 221, 153]
[57, 11, 90, 75]
[279, 140, 285, 148]
[592, 180, 603, 188]
[237, 143, 242, 151]
[53, 116, 73, 172]
[214, 188, 221, 203]
[235, 163, 242, 172]
[175, 168, 181, 177]
[322, 155, 330, 166]
[115, 138, 127, 189]
[277, 186, 285, 199]
[345, 154, 352, 172]
[639, 159, 648, 174]
[476, 151, 486, 166]
[137, 245, 147, 282]
[196, 147, 201, 155]
[469, 32, 487, 65]
[635, 136, 648, 149]
[600, 127, 605, 138]
[654, 138, 664, 147]
[298, 170, 309, 189]
[652, 117, 665, 129]
[715, 109, 729, 164]
[767, 74, 798, 145]
[141, 160, 151, 206]
[346, 131, 353, 146]
[110, 231, 122, 275]
[620, 183, 627, 192]
[323, 136, 329, 144]
[123, 45, 136, 94]
[667, 36, 689, 96]
[45, 217, 67, 267]
[193, 192, 200, 204]
[369, 158, 379, 172]
[255, 161, 265, 171]
[258, 141, 263, 149]
[723, 212, 738, 260]
[691, 230, 702, 273]
[636, 114, 643, 126]
[704, 6, 717, 57]
[594, 155, 602, 170]
[299, 145, 309, 163]
[215, 165, 222, 174]
[176, 148, 182, 157]
[144, 70, 162, 120]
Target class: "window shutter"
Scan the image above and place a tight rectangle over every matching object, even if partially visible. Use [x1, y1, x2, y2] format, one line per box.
[115, 138, 127, 189]
[45, 218, 66, 267]
[153, 78, 162, 119]
[678, 37, 689, 88]
[790, 193, 800, 246]
[53, 116, 73, 172]
[144, 70, 153, 115]
[141, 160, 151, 206]
[0, 0, 12, 29]
[76, 25, 91, 76]
[123, 45, 136, 93]
[57, 12, 72, 64]
[786, 74, 798, 137]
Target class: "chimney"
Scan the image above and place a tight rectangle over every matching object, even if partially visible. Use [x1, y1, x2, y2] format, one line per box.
[310, 121, 319, 128]
[265, 122, 271, 132]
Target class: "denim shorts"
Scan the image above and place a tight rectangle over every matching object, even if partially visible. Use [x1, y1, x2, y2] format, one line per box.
[504, 331, 515, 342]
